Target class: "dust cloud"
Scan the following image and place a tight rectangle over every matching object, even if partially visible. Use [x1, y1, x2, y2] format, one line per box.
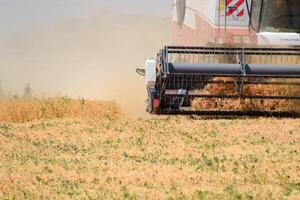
[0, 12, 171, 117]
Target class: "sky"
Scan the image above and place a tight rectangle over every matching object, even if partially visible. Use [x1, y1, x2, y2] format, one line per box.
[0, 0, 170, 41]
[0, 0, 171, 116]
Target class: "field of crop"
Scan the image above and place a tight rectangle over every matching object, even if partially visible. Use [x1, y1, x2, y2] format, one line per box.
[0, 99, 299, 199]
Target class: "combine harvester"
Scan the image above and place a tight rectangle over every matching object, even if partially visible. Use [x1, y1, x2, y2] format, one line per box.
[137, 0, 300, 116]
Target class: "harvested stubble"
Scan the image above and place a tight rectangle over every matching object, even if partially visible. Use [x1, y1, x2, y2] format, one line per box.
[0, 97, 121, 123]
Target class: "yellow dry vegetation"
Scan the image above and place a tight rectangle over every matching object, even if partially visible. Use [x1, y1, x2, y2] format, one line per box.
[0, 97, 121, 123]
[174, 49, 300, 113]
[192, 77, 300, 112]
[0, 98, 299, 199]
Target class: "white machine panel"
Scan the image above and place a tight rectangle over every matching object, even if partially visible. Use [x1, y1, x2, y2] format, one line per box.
[173, 0, 251, 29]
[257, 32, 300, 46]
[145, 59, 156, 87]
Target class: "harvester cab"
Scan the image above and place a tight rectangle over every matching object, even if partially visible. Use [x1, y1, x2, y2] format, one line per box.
[250, 0, 300, 45]
[137, 0, 300, 116]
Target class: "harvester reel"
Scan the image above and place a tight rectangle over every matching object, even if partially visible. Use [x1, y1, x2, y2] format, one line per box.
[145, 46, 300, 116]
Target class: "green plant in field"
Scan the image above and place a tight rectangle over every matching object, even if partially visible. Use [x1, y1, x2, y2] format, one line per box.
[224, 185, 243, 199]
[59, 179, 81, 198]
[0, 123, 13, 138]
[283, 182, 300, 196]
[60, 96, 72, 105]
[208, 130, 218, 138]
[80, 98, 85, 105]
[23, 83, 33, 99]
[121, 186, 137, 200]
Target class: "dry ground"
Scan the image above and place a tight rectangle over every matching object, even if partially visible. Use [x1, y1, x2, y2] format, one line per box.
[0, 99, 299, 199]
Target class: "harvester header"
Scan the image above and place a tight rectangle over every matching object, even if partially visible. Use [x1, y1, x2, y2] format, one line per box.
[142, 46, 300, 115]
